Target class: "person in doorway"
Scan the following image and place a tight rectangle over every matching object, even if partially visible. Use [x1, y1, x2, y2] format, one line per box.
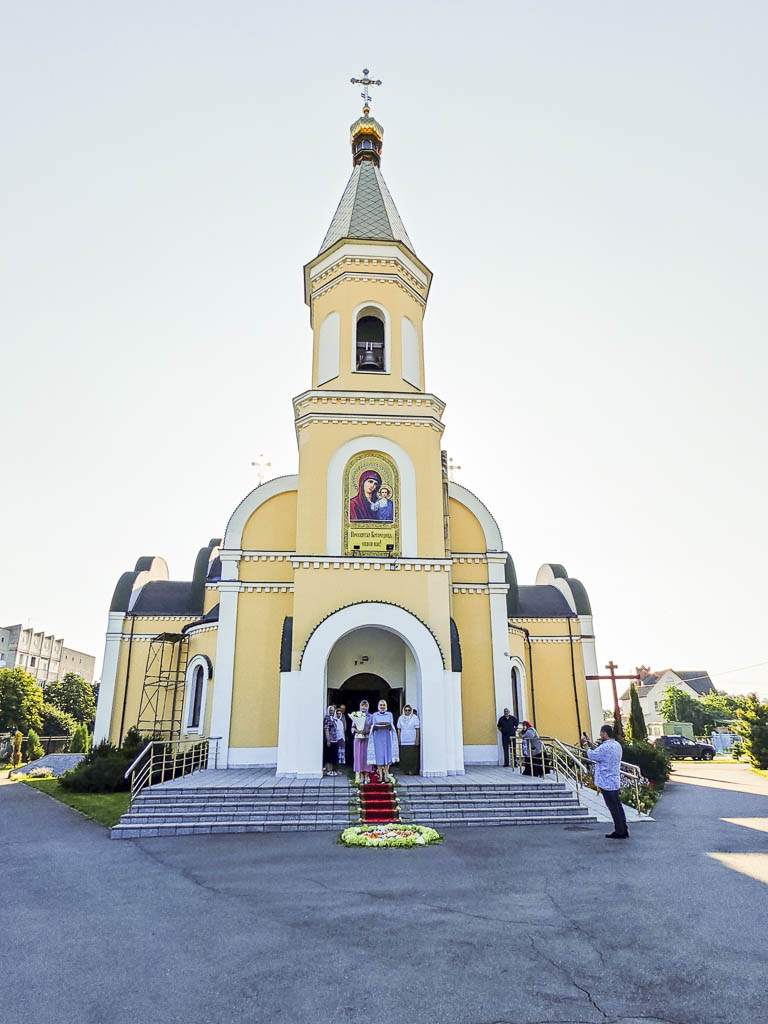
[519, 721, 544, 776]
[396, 705, 420, 774]
[349, 699, 373, 783]
[323, 704, 339, 777]
[586, 724, 629, 840]
[335, 707, 347, 766]
[367, 699, 399, 783]
[497, 708, 519, 767]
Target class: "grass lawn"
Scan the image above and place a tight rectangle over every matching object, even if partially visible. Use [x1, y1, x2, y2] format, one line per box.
[22, 779, 130, 828]
[2, 762, 29, 773]
[752, 768, 768, 777]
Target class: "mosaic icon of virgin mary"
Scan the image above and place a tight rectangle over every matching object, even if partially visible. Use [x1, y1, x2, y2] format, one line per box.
[349, 469, 394, 522]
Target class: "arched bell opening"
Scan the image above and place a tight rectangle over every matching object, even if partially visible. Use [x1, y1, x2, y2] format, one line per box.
[355, 309, 386, 372]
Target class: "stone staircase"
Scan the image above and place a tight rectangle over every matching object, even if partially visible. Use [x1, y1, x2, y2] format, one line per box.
[110, 768, 596, 839]
[111, 781, 353, 839]
[397, 778, 594, 828]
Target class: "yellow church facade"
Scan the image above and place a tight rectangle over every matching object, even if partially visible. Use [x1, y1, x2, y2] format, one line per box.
[93, 101, 604, 776]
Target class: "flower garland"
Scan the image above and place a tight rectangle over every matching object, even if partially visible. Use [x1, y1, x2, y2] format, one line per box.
[340, 823, 442, 848]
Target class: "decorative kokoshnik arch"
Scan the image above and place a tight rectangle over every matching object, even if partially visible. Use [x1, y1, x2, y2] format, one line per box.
[276, 602, 464, 778]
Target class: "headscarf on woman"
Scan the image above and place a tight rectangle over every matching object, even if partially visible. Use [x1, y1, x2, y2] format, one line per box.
[349, 470, 382, 521]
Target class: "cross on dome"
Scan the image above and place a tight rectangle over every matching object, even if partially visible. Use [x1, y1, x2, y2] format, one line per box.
[350, 67, 382, 114]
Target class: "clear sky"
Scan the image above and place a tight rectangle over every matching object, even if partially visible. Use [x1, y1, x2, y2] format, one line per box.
[2, 2, 766, 707]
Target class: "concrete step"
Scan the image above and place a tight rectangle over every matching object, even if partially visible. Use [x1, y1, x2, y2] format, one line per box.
[123, 811, 352, 825]
[400, 814, 596, 828]
[111, 820, 346, 838]
[133, 797, 352, 812]
[401, 805, 590, 820]
[397, 783, 568, 795]
[399, 793, 579, 805]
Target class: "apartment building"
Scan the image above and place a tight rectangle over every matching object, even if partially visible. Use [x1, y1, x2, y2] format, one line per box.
[0, 624, 96, 687]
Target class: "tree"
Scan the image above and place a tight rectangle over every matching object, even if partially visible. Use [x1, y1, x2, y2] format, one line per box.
[11, 731, 23, 768]
[44, 673, 96, 724]
[627, 683, 648, 742]
[0, 667, 44, 733]
[26, 729, 44, 762]
[68, 723, 90, 754]
[737, 695, 768, 770]
[657, 686, 717, 736]
[40, 703, 77, 736]
[699, 691, 751, 721]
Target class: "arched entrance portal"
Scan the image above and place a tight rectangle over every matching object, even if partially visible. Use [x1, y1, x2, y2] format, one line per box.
[328, 672, 404, 722]
[276, 602, 464, 777]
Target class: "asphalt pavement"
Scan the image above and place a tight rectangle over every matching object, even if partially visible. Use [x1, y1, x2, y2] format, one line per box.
[2, 762, 767, 1024]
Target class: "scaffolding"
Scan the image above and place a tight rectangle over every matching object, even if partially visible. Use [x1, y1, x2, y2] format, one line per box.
[137, 633, 189, 738]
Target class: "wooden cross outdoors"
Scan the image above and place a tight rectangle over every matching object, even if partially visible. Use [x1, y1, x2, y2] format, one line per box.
[350, 68, 382, 111]
[585, 661, 642, 739]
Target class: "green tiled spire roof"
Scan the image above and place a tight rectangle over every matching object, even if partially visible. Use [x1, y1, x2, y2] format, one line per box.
[320, 162, 414, 254]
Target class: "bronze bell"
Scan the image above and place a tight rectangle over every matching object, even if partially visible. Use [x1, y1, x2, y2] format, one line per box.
[358, 343, 382, 371]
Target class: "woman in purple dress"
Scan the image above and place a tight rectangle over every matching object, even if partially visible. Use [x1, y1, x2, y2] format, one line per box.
[366, 699, 399, 783]
[349, 699, 373, 783]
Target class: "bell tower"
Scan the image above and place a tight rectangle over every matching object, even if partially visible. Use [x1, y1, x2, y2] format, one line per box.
[303, 82, 432, 394]
[293, 73, 449, 572]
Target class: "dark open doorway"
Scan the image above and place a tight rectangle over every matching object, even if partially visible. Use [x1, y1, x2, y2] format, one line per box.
[328, 672, 404, 721]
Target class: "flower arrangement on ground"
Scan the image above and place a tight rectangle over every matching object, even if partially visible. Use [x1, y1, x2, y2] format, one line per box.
[340, 823, 441, 848]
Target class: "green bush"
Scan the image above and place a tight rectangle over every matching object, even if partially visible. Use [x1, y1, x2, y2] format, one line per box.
[59, 730, 155, 793]
[11, 731, 23, 768]
[620, 740, 671, 790]
[26, 729, 44, 762]
[619, 784, 660, 813]
[68, 723, 90, 754]
[737, 696, 768, 770]
[40, 703, 77, 737]
[731, 739, 744, 761]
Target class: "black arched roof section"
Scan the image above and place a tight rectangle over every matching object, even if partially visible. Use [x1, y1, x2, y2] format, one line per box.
[505, 555, 520, 617]
[191, 539, 221, 610]
[280, 617, 293, 673]
[565, 577, 592, 616]
[110, 571, 140, 613]
[450, 619, 463, 672]
[549, 564, 569, 579]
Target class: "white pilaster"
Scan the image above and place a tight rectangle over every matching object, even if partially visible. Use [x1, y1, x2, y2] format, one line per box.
[488, 554, 513, 763]
[579, 614, 603, 736]
[93, 612, 125, 744]
[207, 582, 239, 767]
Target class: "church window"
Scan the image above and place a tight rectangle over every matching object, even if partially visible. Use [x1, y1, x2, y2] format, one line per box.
[355, 313, 386, 372]
[189, 667, 204, 729]
[185, 657, 210, 733]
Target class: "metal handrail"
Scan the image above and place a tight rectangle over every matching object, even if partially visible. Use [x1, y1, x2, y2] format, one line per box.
[125, 737, 221, 803]
[539, 735, 644, 811]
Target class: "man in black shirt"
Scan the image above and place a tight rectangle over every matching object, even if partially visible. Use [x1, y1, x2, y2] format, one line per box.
[497, 708, 519, 767]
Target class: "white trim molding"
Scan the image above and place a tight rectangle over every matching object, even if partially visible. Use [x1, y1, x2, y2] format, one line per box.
[93, 611, 125, 743]
[223, 475, 299, 551]
[325, 435, 418, 556]
[447, 482, 504, 551]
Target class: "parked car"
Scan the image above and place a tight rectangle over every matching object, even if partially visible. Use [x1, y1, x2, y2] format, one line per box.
[652, 734, 716, 760]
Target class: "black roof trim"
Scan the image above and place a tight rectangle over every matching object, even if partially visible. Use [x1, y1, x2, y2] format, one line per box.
[450, 619, 462, 672]
[280, 617, 293, 673]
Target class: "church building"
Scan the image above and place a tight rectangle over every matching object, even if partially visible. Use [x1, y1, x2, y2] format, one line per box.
[94, 90, 604, 776]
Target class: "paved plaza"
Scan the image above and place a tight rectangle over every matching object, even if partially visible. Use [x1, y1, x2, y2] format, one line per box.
[2, 763, 767, 1024]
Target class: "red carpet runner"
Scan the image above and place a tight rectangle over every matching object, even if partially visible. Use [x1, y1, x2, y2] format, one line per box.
[360, 778, 399, 823]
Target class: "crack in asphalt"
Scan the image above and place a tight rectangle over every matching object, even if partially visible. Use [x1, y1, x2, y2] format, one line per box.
[527, 934, 608, 1020]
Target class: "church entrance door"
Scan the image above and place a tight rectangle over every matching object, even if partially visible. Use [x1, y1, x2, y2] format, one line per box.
[328, 672, 404, 722]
